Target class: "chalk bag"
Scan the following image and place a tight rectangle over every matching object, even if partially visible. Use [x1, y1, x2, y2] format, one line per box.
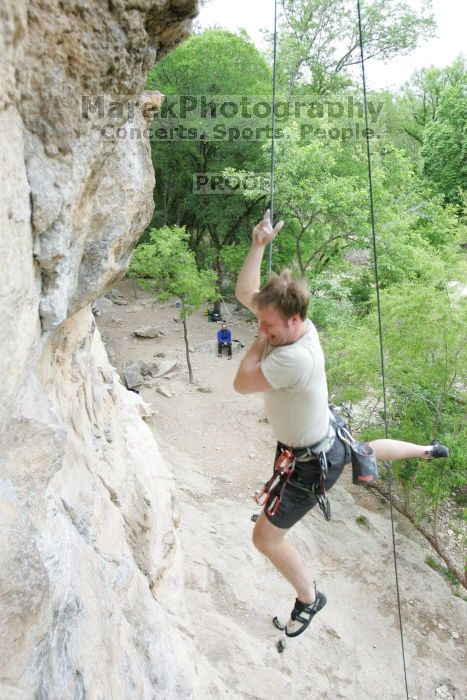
[351, 442, 379, 485]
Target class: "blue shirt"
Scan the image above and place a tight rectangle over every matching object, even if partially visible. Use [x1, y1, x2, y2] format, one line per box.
[217, 328, 232, 343]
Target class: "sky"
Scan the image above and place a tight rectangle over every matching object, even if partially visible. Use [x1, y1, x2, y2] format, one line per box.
[196, 0, 466, 90]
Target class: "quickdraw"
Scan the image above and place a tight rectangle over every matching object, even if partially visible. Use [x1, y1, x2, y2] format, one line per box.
[254, 448, 295, 517]
[316, 451, 331, 521]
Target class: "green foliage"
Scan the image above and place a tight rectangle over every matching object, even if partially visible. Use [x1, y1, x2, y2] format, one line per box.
[453, 493, 467, 508]
[356, 515, 370, 528]
[149, 28, 271, 96]
[325, 279, 466, 513]
[141, 28, 465, 306]
[422, 73, 467, 206]
[219, 239, 251, 279]
[270, 0, 435, 95]
[402, 58, 466, 128]
[308, 275, 355, 330]
[387, 57, 467, 202]
[129, 226, 217, 383]
[425, 556, 467, 599]
[271, 130, 370, 278]
[328, 280, 466, 413]
[348, 271, 374, 314]
[144, 29, 273, 283]
[407, 191, 463, 249]
[128, 226, 217, 317]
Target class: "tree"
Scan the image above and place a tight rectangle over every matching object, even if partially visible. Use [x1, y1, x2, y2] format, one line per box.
[272, 131, 369, 279]
[145, 29, 273, 293]
[382, 57, 467, 165]
[128, 227, 217, 383]
[220, 116, 463, 320]
[421, 67, 467, 207]
[401, 58, 466, 133]
[270, 0, 435, 95]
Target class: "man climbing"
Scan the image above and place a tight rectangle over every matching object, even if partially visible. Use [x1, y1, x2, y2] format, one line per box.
[233, 209, 449, 639]
[217, 322, 232, 359]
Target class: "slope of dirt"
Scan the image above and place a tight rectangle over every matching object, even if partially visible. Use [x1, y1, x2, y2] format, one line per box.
[96, 279, 466, 700]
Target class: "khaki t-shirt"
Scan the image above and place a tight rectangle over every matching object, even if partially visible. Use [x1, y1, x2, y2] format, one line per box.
[261, 320, 329, 448]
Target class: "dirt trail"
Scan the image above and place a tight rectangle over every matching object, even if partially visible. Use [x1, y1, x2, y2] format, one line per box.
[97, 279, 466, 700]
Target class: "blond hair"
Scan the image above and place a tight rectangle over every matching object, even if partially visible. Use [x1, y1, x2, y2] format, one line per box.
[253, 269, 310, 320]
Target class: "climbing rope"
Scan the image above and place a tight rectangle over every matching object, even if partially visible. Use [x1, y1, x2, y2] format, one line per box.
[356, 1, 409, 697]
[268, 0, 278, 279]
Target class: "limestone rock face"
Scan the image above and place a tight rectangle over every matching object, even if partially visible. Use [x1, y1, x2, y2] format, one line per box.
[0, 1, 198, 697]
[18, 0, 195, 331]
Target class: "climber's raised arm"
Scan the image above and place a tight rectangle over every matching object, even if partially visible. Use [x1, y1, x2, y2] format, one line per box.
[235, 209, 284, 313]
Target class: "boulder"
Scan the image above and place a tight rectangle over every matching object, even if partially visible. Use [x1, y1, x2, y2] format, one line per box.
[197, 386, 213, 394]
[92, 297, 114, 315]
[134, 325, 162, 338]
[123, 359, 181, 387]
[123, 360, 144, 388]
[106, 290, 128, 306]
[234, 307, 255, 320]
[154, 359, 180, 377]
[156, 385, 173, 398]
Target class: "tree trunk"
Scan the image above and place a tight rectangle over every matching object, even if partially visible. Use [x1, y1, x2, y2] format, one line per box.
[212, 247, 223, 314]
[182, 317, 193, 384]
[433, 503, 439, 545]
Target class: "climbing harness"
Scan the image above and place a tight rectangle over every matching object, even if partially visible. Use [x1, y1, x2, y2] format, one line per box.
[257, 408, 379, 523]
[253, 427, 335, 522]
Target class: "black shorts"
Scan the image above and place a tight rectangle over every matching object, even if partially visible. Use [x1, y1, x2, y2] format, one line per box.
[264, 434, 351, 530]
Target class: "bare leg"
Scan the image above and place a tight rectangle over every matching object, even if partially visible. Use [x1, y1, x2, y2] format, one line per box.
[252, 512, 315, 604]
[369, 439, 432, 462]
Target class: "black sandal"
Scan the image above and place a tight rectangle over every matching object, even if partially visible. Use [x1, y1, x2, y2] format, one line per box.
[285, 584, 327, 638]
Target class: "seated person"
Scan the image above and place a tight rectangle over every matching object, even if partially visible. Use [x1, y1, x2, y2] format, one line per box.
[217, 323, 232, 358]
